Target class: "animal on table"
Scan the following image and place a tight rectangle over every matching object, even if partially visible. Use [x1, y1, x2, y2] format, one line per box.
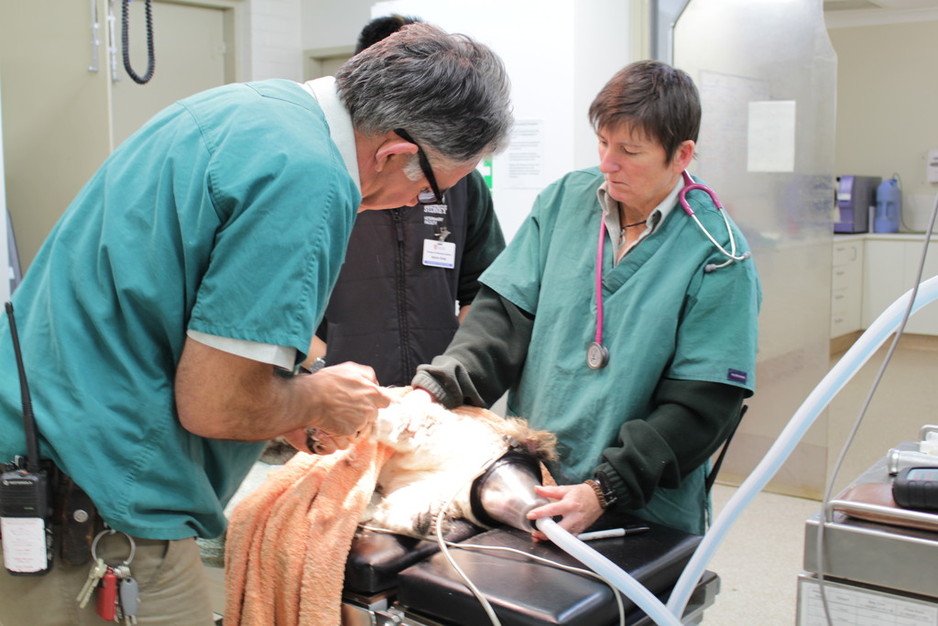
[302, 387, 557, 536]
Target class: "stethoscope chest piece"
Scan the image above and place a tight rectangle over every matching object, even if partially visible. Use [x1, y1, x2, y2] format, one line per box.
[587, 341, 609, 370]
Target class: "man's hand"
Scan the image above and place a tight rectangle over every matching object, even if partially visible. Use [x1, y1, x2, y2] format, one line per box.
[304, 362, 392, 436]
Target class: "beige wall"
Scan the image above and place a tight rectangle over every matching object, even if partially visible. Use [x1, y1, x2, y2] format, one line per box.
[0, 0, 243, 272]
[0, 0, 113, 274]
[829, 18, 938, 230]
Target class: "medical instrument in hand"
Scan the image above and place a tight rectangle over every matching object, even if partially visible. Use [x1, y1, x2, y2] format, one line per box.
[588, 170, 750, 369]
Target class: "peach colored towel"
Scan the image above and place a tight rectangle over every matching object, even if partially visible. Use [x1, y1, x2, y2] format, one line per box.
[225, 436, 394, 626]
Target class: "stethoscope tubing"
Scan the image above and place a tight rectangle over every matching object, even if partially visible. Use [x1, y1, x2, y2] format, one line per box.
[590, 170, 749, 367]
[678, 171, 749, 267]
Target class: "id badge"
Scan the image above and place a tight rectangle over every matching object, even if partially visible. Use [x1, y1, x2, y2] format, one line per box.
[423, 239, 456, 268]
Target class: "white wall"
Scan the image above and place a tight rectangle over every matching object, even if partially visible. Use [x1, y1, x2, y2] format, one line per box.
[249, 0, 305, 80]
[301, 0, 374, 51]
[366, 0, 633, 240]
[827, 9, 938, 231]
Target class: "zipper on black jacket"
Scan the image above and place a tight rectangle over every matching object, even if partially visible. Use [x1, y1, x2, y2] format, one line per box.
[392, 209, 411, 382]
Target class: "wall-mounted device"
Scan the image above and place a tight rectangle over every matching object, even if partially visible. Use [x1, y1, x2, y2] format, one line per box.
[927, 149, 938, 184]
[835, 175, 881, 234]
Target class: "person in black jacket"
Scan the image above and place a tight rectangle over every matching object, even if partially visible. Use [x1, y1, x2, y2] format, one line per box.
[311, 15, 506, 387]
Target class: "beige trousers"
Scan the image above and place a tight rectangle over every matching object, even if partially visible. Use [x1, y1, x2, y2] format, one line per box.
[0, 533, 215, 625]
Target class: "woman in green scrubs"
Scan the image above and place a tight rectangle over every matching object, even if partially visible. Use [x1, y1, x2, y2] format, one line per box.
[412, 60, 761, 537]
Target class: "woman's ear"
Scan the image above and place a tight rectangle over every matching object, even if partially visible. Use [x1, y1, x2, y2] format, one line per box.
[673, 139, 696, 171]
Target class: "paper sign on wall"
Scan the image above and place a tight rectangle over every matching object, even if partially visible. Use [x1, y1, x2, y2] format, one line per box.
[747, 100, 796, 173]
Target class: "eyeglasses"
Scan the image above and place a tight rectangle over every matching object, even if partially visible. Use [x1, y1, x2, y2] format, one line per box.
[394, 128, 443, 204]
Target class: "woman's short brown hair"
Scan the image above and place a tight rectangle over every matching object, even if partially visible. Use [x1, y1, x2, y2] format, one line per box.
[588, 60, 701, 163]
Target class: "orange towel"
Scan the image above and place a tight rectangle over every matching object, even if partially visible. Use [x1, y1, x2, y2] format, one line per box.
[225, 435, 394, 626]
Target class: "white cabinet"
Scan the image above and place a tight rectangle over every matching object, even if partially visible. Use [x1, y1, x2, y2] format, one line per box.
[830, 235, 938, 339]
[830, 238, 864, 338]
[863, 236, 938, 335]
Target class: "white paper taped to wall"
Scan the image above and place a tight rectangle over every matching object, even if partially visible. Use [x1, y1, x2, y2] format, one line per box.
[747, 100, 796, 173]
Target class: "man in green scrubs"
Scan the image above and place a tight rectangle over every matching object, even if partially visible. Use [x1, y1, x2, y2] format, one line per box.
[0, 23, 512, 624]
[412, 60, 761, 538]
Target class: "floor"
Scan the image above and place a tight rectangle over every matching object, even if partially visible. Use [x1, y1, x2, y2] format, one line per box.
[701, 484, 820, 624]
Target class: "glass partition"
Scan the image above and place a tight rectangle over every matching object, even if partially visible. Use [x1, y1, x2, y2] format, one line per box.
[674, 0, 836, 497]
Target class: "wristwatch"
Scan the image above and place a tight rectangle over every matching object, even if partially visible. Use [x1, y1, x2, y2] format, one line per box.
[588, 471, 618, 509]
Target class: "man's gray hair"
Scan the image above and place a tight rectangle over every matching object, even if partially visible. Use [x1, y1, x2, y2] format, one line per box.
[335, 23, 513, 166]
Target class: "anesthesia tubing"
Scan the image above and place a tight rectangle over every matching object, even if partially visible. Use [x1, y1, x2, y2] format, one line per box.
[666, 274, 938, 618]
[535, 517, 680, 626]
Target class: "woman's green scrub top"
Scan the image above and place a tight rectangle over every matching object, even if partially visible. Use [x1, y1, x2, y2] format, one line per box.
[0, 80, 359, 539]
[480, 168, 761, 534]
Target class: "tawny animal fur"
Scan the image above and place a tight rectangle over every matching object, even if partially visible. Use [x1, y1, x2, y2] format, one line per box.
[360, 388, 557, 536]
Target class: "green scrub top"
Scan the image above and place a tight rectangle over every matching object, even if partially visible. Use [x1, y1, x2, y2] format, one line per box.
[0, 80, 360, 539]
[480, 167, 761, 534]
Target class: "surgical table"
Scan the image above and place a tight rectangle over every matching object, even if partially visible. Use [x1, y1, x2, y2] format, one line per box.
[341, 514, 720, 625]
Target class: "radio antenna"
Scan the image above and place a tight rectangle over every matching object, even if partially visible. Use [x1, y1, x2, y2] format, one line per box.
[5, 302, 40, 473]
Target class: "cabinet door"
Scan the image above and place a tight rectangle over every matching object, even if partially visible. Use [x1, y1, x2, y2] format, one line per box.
[862, 240, 905, 329]
[902, 240, 938, 335]
[864, 238, 938, 335]
[831, 240, 862, 337]
[111, 1, 228, 147]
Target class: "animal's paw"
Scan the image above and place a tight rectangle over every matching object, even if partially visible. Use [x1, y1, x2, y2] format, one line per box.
[411, 510, 435, 536]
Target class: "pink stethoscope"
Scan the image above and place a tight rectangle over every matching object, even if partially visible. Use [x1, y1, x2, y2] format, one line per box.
[587, 170, 751, 369]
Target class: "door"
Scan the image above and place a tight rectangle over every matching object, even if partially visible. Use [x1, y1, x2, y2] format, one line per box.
[111, 0, 229, 147]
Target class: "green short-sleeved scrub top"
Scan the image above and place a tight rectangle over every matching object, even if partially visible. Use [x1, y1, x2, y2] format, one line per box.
[0, 80, 360, 539]
[480, 167, 761, 534]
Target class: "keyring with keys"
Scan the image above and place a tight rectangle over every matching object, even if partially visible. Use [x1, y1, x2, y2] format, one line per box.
[76, 528, 140, 624]
[90, 528, 136, 566]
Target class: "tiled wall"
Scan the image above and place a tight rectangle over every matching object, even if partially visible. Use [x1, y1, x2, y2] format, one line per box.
[250, 0, 304, 81]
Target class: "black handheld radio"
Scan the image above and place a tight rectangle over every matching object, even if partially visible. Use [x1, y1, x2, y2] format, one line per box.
[0, 302, 53, 575]
[892, 465, 938, 511]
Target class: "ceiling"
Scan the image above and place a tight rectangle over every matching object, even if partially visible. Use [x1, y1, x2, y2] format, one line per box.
[824, 0, 938, 10]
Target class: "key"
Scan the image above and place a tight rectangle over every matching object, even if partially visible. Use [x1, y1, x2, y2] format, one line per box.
[76, 557, 107, 608]
[119, 576, 140, 625]
[111, 565, 130, 624]
[96, 567, 119, 621]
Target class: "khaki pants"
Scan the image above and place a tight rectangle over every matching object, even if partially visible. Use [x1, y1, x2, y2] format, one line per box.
[0, 532, 215, 625]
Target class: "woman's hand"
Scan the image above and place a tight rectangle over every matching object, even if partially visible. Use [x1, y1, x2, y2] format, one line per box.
[526, 483, 604, 542]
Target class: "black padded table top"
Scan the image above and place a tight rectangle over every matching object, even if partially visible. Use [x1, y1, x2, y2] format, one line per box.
[395, 520, 702, 626]
[344, 519, 484, 595]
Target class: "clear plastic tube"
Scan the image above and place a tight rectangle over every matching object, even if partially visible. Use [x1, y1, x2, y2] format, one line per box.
[665, 275, 938, 616]
[535, 517, 680, 626]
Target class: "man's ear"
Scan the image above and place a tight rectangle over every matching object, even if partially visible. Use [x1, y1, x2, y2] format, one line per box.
[373, 134, 418, 173]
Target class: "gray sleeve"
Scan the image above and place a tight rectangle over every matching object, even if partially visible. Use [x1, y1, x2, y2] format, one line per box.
[412, 285, 533, 409]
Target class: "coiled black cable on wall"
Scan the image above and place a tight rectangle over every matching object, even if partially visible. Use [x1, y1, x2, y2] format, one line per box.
[121, 0, 155, 84]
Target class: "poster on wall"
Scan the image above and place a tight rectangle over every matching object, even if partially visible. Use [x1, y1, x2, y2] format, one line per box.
[504, 119, 548, 190]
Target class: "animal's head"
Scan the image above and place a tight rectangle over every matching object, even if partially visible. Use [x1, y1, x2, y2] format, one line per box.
[372, 388, 556, 463]
[361, 388, 557, 537]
